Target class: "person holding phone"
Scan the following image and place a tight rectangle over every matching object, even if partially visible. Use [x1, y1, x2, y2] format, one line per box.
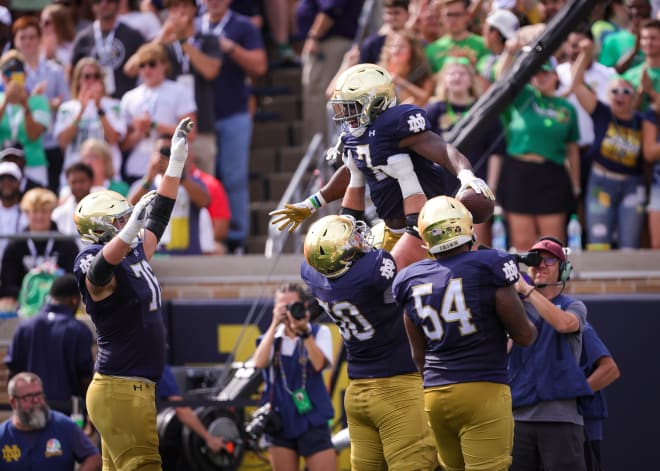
[252, 283, 336, 471]
[0, 50, 50, 187]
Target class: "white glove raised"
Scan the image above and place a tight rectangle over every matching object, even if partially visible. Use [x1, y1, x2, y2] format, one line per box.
[456, 169, 495, 200]
[118, 190, 158, 245]
[165, 117, 195, 178]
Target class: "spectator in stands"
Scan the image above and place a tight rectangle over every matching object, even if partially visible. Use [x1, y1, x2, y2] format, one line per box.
[0, 161, 27, 272]
[118, 0, 163, 41]
[409, 0, 444, 45]
[599, 0, 651, 74]
[425, 56, 504, 244]
[5, 274, 94, 415]
[71, 0, 144, 99]
[0, 372, 101, 471]
[54, 57, 126, 190]
[12, 16, 70, 194]
[0, 50, 51, 188]
[515, 0, 568, 48]
[264, 0, 297, 62]
[154, 0, 222, 177]
[425, 0, 489, 73]
[580, 322, 620, 471]
[120, 43, 196, 184]
[128, 136, 214, 255]
[623, 18, 660, 111]
[52, 163, 94, 245]
[197, 0, 267, 254]
[252, 283, 336, 471]
[641, 96, 660, 248]
[571, 39, 645, 250]
[297, 0, 364, 145]
[0, 188, 79, 307]
[591, 0, 627, 56]
[189, 158, 231, 254]
[381, 29, 434, 106]
[79, 138, 129, 196]
[0, 144, 43, 198]
[478, 8, 520, 84]
[361, 0, 411, 64]
[157, 363, 225, 469]
[509, 237, 592, 471]
[496, 54, 580, 250]
[40, 4, 77, 71]
[557, 30, 616, 200]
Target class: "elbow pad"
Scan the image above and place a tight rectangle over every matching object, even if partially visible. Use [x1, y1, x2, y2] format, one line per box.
[383, 154, 424, 199]
[145, 194, 176, 242]
[87, 250, 117, 287]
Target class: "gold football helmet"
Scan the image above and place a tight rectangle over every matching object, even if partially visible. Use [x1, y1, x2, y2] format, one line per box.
[330, 63, 396, 136]
[74, 190, 133, 244]
[418, 196, 474, 254]
[304, 215, 372, 279]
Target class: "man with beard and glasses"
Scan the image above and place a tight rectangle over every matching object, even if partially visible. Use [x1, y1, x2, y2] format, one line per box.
[0, 372, 100, 470]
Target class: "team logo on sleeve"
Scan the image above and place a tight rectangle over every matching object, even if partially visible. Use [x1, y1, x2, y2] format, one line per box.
[502, 260, 519, 282]
[2, 444, 20, 462]
[77, 253, 95, 274]
[380, 258, 396, 279]
[407, 113, 426, 133]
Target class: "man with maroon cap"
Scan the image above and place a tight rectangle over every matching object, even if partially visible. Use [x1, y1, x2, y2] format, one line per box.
[508, 236, 593, 471]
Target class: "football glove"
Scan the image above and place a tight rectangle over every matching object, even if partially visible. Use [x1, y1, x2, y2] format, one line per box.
[165, 117, 194, 178]
[269, 192, 326, 233]
[456, 169, 495, 200]
[118, 190, 157, 245]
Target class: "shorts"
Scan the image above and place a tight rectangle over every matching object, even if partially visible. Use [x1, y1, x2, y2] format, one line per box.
[497, 157, 575, 214]
[266, 423, 334, 457]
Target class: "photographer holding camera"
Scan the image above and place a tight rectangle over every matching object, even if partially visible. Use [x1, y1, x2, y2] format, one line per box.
[509, 236, 594, 471]
[252, 283, 336, 471]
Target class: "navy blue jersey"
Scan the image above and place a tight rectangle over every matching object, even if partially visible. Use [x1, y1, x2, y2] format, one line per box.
[342, 104, 448, 219]
[301, 250, 417, 379]
[74, 243, 166, 381]
[393, 249, 520, 387]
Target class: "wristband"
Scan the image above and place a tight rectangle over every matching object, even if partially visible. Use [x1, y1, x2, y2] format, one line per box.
[523, 287, 536, 299]
[307, 192, 327, 211]
[298, 330, 311, 339]
[97, 108, 106, 117]
[141, 178, 152, 190]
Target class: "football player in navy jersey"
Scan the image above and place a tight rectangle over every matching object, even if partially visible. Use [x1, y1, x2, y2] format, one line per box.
[271, 63, 494, 268]
[73, 117, 194, 471]
[392, 196, 537, 471]
[301, 214, 439, 471]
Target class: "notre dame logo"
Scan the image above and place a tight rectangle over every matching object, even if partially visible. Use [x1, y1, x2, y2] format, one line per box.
[2, 444, 21, 462]
[407, 113, 426, 133]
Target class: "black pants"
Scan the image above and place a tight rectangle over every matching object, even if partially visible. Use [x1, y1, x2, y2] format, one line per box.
[511, 421, 586, 471]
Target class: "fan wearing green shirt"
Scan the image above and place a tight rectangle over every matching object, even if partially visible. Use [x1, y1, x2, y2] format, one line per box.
[623, 18, 660, 111]
[425, 0, 489, 73]
[598, 0, 651, 74]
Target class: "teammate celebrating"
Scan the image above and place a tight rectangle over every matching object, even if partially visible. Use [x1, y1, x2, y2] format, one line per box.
[301, 214, 438, 470]
[73, 117, 194, 470]
[271, 63, 494, 266]
[393, 196, 537, 471]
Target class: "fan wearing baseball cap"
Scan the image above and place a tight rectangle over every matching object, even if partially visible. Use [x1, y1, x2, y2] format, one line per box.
[479, 9, 520, 83]
[507, 236, 592, 471]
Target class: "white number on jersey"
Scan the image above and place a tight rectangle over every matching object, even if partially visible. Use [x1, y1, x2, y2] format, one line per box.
[317, 299, 375, 341]
[130, 260, 161, 311]
[410, 279, 477, 341]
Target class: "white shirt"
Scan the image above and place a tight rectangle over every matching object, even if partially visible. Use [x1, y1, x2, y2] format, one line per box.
[53, 96, 126, 185]
[51, 197, 84, 249]
[557, 61, 616, 146]
[0, 204, 27, 264]
[118, 11, 162, 41]
[272, 323, 334, 369]
[120, 80, 196, 178]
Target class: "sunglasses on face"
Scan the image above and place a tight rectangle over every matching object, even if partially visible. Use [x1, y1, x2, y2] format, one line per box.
[138, 60, 158, 69]
[609, 87, 634, 96]
[93, 0, 119, 4]
[81, 72, 101, 80]
[540, 256, 560, 266]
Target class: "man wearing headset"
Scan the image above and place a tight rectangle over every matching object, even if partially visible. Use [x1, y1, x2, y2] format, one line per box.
[509, 236, 593, 471]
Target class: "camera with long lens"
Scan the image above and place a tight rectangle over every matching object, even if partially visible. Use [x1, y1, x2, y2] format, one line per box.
[286, 301, 306, 320]
[513, 252, 542, 267]
[245, 403, 282, 441]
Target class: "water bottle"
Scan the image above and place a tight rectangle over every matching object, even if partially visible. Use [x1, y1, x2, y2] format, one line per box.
[491, 207, 507, 251]
[567, 214, 582, 253]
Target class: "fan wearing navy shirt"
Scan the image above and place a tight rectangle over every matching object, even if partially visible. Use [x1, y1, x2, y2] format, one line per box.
[393, 196, 536, 471]
[271, 63, 494, 269]
[0, 372, 100, 471]
[302, 214, 438, 471]
[73, 118, 194, 470]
